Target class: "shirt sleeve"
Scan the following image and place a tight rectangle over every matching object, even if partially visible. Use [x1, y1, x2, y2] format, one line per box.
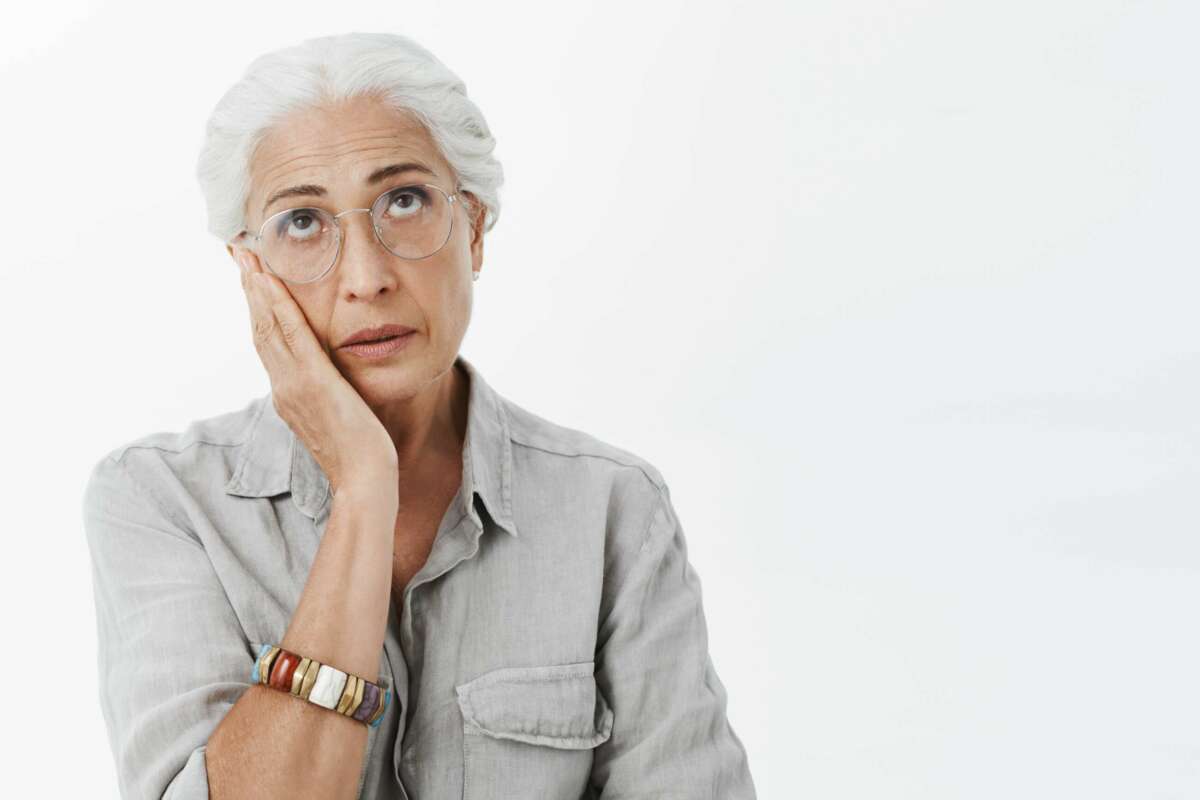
[589, 486, 757, 799]
[82, 452, 255, 800]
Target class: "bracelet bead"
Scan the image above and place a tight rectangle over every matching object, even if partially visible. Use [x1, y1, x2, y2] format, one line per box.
[260, 646, 281, 686]
[348, 672, 366, 716]
[352, 681, 380, 724]
[250, 643, 271, 683]
[291, 657, 310, 695]
[367, 687, 390, 727]
[299, 658, 321, 700]
[336, 674, 359, 715]
[269, 650, 301, 692]
[310, 664, 349, 710]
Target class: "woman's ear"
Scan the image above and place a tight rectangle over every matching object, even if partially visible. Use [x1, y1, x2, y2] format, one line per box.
[462, 191, 486, 252]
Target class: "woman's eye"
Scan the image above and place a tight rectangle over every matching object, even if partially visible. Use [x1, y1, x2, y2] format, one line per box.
[285, 212, 321, 240]
[385, 188, 428, 218]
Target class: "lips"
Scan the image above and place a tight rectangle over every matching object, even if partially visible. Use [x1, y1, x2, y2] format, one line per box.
[340, 324, 416, 348]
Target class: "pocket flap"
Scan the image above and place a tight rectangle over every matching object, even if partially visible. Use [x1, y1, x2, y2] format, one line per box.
[455, 660, 614, 749]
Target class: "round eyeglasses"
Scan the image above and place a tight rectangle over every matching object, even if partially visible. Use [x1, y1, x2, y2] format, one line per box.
[228, 183, 462, 285]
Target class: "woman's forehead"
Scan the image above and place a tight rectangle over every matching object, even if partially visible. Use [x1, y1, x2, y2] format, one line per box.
[247, 98, 447, 214]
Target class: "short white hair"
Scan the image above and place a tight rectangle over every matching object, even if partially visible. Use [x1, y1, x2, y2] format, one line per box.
[195, 31, 504, 244]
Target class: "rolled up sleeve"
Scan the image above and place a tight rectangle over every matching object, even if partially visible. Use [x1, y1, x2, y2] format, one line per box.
[590, 486, 757, 799]
[82, 452, 254, 800]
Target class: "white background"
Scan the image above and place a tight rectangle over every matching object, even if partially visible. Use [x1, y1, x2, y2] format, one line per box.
[3, 1, 1198, 797]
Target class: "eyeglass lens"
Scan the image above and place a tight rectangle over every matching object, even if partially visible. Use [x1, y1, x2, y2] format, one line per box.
[259, 184, 453, 283]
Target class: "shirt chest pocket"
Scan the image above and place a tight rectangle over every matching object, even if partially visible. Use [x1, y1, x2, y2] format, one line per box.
[455, 660, 614, 800]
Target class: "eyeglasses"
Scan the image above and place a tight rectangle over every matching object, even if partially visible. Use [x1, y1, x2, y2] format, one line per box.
[228, 183, 462, 285]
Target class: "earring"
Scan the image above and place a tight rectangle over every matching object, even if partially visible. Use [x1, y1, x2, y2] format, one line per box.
[472, 271, 480, 281]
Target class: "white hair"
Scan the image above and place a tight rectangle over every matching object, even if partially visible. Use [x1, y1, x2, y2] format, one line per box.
[195, 31, 504, 244]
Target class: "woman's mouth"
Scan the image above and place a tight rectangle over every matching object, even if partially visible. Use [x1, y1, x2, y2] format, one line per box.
[340, 331, 415, 359]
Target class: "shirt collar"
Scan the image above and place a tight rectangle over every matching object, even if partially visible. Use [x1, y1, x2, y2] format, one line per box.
[224, 353, 519, 538]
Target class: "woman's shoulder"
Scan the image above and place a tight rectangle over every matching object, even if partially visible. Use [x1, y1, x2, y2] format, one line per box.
[498, 394, 669, 503]
[85, 393, 269, 502]
[93, 393, 265, 463]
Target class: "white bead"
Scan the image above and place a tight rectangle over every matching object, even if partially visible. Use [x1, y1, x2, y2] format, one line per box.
[309, 664, 349, 710]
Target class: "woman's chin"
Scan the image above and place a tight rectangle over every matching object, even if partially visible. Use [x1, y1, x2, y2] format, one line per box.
[341, 358, 432, 404]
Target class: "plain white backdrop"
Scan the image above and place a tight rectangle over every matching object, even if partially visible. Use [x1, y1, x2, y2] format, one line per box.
[3, 1, 1198, 797]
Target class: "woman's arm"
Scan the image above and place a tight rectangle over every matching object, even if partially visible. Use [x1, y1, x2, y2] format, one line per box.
[83, 451, 397, 800]
[204, 477, 397, 799]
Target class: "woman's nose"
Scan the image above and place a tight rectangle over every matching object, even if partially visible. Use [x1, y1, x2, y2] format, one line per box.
[335, 210, 399, 296]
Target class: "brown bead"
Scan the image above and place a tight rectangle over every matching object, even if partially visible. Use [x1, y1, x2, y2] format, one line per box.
[269, 650, 300, 692]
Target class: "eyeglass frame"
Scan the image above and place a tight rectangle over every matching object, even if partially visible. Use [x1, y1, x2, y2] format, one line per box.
[227, 182, 463, 286]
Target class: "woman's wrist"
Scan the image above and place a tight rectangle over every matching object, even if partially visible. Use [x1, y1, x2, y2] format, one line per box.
[332, 458, 397, 494]
[331, 472, 399, 515]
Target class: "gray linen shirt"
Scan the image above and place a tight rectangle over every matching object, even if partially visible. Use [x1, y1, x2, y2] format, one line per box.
[82, 354, 756, 799]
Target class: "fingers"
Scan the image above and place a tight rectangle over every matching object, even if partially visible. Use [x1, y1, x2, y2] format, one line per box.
[236, 249, 327, 372]
[258, 273, 327, 364]
[239, 254, 287, 378]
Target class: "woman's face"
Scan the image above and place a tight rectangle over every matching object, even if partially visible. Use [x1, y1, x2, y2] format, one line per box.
[228, 93, 485, 408]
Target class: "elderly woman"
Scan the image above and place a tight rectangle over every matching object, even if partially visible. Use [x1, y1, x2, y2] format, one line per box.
[82, 32, 755, 800]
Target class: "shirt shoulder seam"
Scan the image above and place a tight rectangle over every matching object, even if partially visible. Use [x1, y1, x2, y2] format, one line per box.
[107, 399, 266, 466]
[508, 436, 667, 494]
[109, 437, 242, 466]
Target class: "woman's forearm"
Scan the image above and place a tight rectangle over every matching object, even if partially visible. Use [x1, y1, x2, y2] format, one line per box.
[205, 479, 398, 799]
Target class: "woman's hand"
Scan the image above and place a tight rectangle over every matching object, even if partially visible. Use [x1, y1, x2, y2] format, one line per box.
[236, 250, 399, 499]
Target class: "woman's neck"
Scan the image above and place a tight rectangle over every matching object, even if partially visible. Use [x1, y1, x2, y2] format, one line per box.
[377, 360, 469, 478]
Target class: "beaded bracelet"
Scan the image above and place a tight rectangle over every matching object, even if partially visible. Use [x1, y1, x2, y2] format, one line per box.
[251, 643, 391, 728]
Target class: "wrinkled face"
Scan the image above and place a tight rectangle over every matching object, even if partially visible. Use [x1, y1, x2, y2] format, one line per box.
[228, 93, 485, 407]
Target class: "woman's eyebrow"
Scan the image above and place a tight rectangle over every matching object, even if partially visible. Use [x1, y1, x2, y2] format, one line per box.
[366, 161, 436, 185]
[261, 161, 437, 215]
